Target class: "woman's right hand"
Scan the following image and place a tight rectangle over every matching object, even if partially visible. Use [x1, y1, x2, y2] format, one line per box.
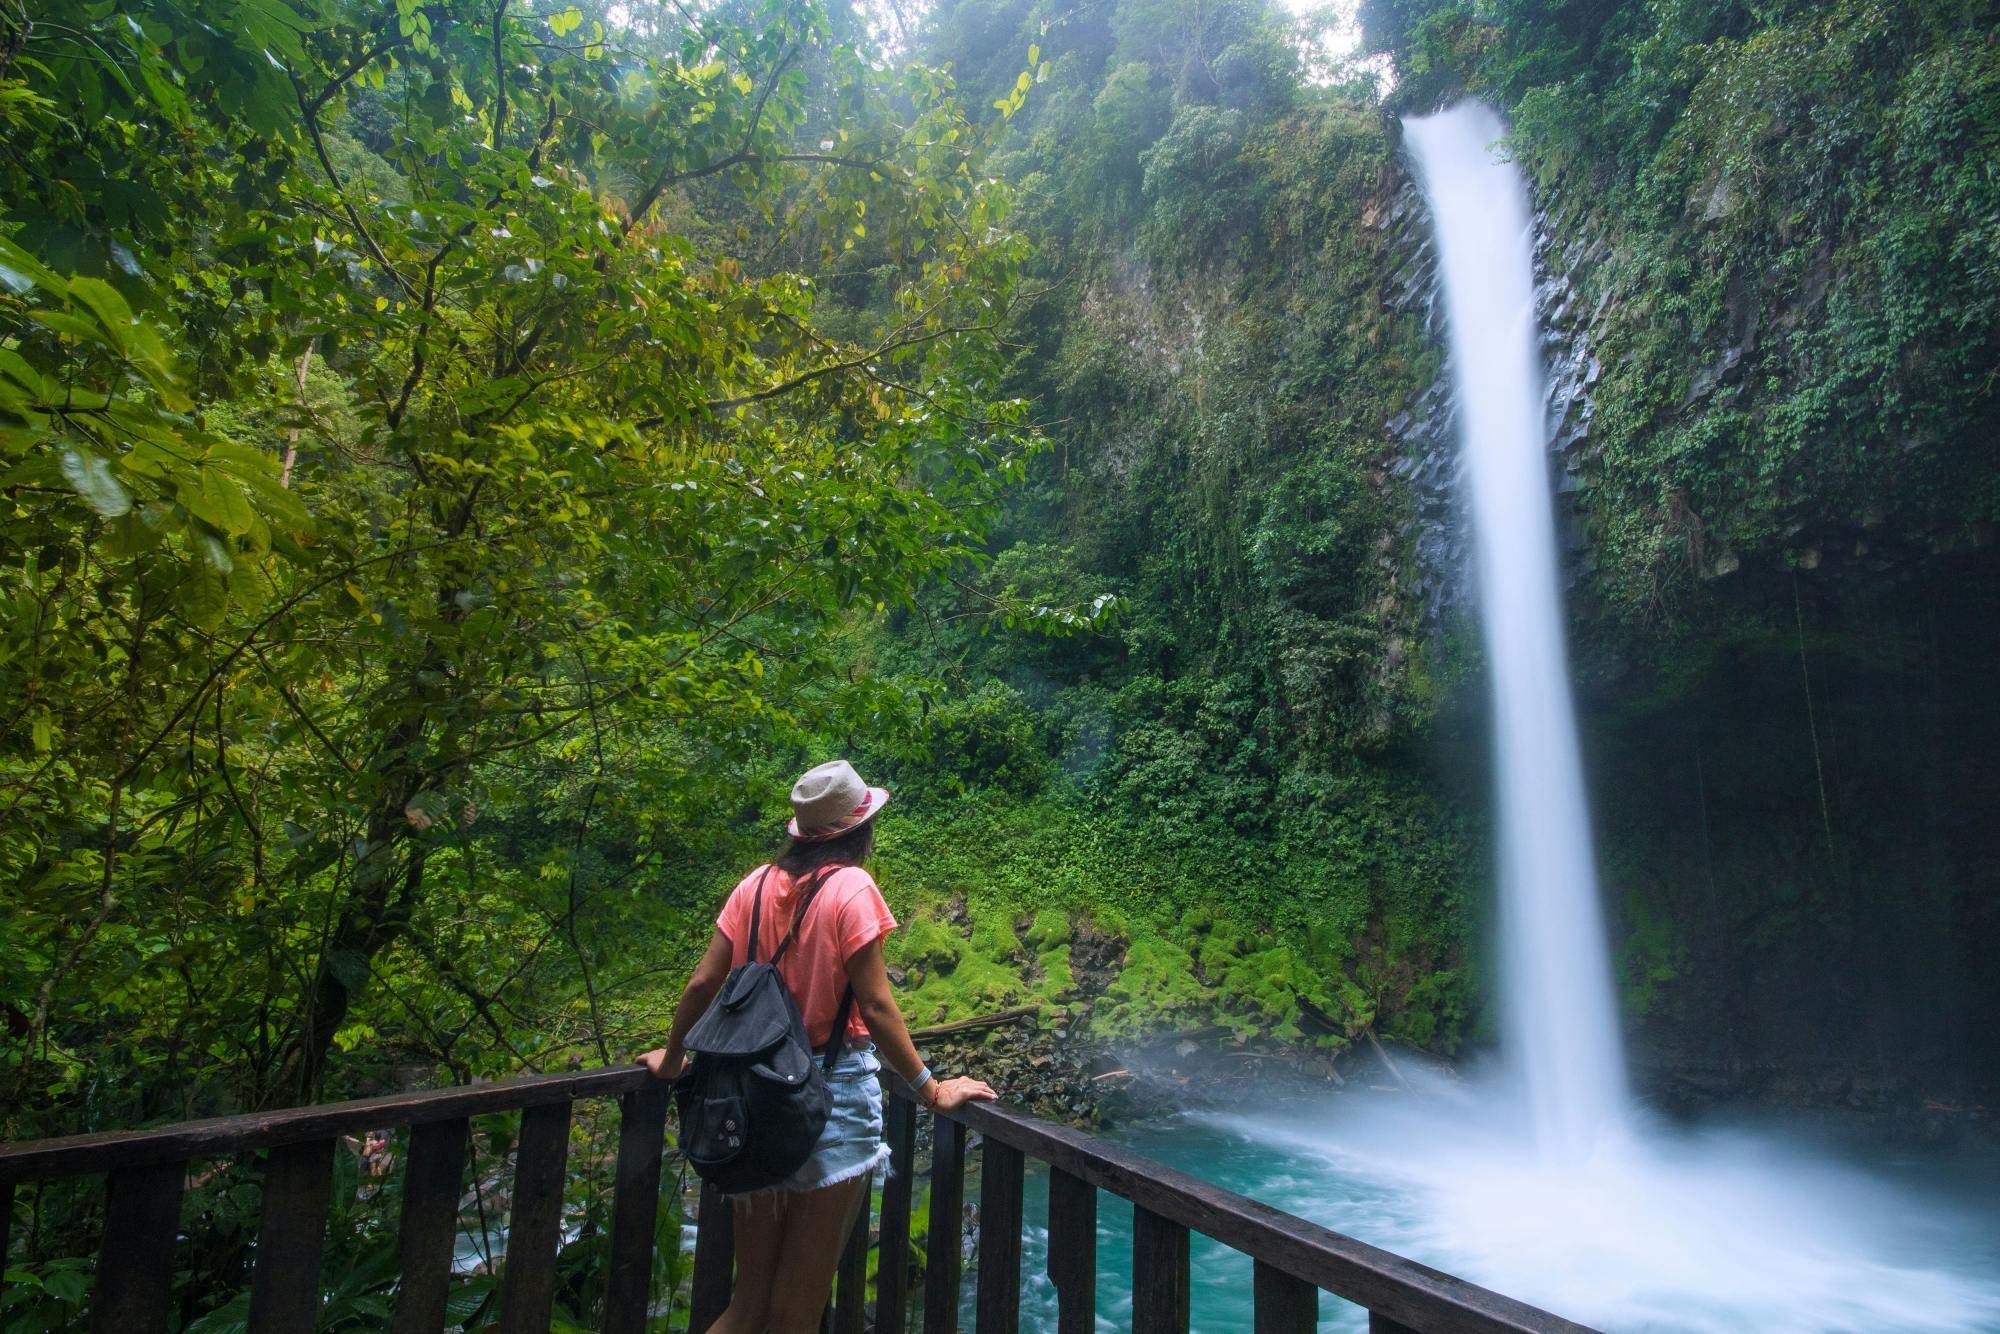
[927, 1076, 997, 1111]
[638, 1047, 685, 1081]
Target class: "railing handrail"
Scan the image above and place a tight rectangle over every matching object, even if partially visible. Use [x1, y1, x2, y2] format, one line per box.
[2, 1066, 1600, 1334]
[937, 1094, 1598, 1334]
[0, 1064, 655, 1184]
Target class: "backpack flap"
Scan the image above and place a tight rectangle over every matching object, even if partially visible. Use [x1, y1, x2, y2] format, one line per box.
[683, 962, 793, 1057]
[750, 1036, 813, 1087]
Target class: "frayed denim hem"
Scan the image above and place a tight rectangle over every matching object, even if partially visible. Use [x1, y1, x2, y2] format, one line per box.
[727, 1140, 891, 1200]
[723, 1043, 890, 1200]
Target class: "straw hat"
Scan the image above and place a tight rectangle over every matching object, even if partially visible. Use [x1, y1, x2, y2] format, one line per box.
[787, 760, 891, 842]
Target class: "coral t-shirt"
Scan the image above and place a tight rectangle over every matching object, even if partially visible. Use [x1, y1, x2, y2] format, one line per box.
[715, 864, 897, 1049]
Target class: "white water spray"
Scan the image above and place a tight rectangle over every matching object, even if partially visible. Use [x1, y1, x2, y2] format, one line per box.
[1403, 101, 1626, 1156]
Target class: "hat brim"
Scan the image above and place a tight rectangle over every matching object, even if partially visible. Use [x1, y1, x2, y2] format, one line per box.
[787, 786, 891, 842]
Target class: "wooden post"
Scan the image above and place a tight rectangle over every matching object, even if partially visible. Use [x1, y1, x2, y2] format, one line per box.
[391, 1119, 469, 1334]
[498, 1101, 572, 1334]
[90, 1161, 184, 1334]
[923, 1115, 967, 1334]
[603, 1081, 670, 1334]
[1046, 1167, 1096, 1334]
[1370, 1314, 1421, 1333]
[975, 1141, 1024, 1334]
[248, 1138, 335, 1334]
[876, 1092, 916, 1334]
[1, 1180, 14, 1301]
[689, 1180, 735, 1334]
[1253, 1260, 1318, 1334]
[1131, 1205, 1189, 1334]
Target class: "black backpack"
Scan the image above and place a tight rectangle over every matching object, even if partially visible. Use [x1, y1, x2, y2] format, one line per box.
[675, 865, 857, 1194]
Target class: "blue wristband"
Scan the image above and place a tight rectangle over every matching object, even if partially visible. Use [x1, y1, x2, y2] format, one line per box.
[914, 1067, 935, 1093]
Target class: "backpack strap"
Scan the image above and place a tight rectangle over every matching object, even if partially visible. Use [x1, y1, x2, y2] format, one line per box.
[823, 985, 856, 1073]
[745, 865, 777, 963]
[763, 864, 859, 1069]
[769, 866, 839, 965]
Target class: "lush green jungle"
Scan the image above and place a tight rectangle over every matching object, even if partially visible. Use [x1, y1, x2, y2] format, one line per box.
[4, 0, 1998, 1324]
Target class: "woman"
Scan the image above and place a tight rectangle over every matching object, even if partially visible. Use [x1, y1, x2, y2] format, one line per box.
[640, 759, 996, 1333]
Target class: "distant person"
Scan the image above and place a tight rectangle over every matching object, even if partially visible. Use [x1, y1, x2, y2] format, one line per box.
[640, 759, 995, 1333]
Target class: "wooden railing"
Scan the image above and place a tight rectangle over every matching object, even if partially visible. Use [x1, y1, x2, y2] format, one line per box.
[0, 1068, 1599, 1334]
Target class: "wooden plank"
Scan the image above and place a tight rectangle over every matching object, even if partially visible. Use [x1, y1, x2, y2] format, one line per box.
[498, 1101, 571, 1334]
[1255, 1258, 1320, 1334]
[1131, 1205, 1189, 1334]
[875, 1088, 916, 1334]
[89, 1160, 184, 1334]
[1046, 1166, 1096, 1334]
[602, 1080, 670, 1334]
[1372, 1316, 1422, 1334]
[689, 1180, 735, 1334]
[932, 1097, 1599, 1334]
[0, 1065, 654, 1185]
[922, 1114, 966, 1334]
[391, 1118, 468, 1334]
[248, 1138, 334, 1334]
[975, 1140, 1024, 1334]
[834, 1180, 869, 1334]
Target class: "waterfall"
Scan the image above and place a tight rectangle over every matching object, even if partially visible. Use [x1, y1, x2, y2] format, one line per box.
[1403, 102, 1628, 1156]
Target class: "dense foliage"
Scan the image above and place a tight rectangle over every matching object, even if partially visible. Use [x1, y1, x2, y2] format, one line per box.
[0, 0, 1064, 1316]
[1365, 0, 2000, 628]
[5, 0, 2000, 1320]
[857, 0, 2000, 1108]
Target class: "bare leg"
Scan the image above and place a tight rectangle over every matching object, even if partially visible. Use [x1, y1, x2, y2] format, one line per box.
[765, 1173, 872, 1334]
[703, 1193, 788, 1334]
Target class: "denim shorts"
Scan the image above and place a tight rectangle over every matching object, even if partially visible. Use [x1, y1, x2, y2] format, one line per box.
[735, 1043, 891, 1197]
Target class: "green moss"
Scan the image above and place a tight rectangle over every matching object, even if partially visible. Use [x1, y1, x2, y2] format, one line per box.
[1387, 970, 1469, 1051]
[1190, 925, 1356, 1046]
[1094, 936, 1210, 1037]
[888, 899, 1083, 1025]
[892, 911, 1029, 1025]
[1616, 891, 1689, 1019]
[1022, 908, 1069, 951]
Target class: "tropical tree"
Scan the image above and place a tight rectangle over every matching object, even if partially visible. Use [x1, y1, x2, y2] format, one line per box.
[1, 0, 1039, 1127]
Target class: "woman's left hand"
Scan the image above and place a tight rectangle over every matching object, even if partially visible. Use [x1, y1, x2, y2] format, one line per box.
[927, 1076, 997, 1111]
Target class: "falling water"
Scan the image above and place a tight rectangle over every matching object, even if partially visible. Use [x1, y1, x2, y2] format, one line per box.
[1402, 101, 1627, 1156]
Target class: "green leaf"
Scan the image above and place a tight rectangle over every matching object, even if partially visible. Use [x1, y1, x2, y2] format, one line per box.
[199, 466, 257, 535]
[0, 237, 61, 297]
[66, 278, 136, 352]
[180, 560, 230, 631]
[59, 448, 132, 517]
[28, 309, 106, 345]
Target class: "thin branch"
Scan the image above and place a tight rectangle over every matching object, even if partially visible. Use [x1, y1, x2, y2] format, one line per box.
[624, 43, 799, 230]
[294, 79, 421, 304]
[489, 0, 509, 148]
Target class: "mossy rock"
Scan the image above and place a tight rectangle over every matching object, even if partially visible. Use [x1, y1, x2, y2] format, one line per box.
[890, 900, 1079, 1025]
[1094, 936, 1212, 1037]
[1021, 908, 1069, 952]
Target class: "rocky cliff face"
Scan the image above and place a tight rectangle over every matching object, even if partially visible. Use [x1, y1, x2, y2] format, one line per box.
[1378, 113, 2000, 1122]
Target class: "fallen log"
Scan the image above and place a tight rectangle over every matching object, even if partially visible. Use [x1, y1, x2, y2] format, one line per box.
[908, 1005, 1040, 1041]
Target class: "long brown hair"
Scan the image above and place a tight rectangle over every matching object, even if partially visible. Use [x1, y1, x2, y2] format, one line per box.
[775, 818, 875, 879]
